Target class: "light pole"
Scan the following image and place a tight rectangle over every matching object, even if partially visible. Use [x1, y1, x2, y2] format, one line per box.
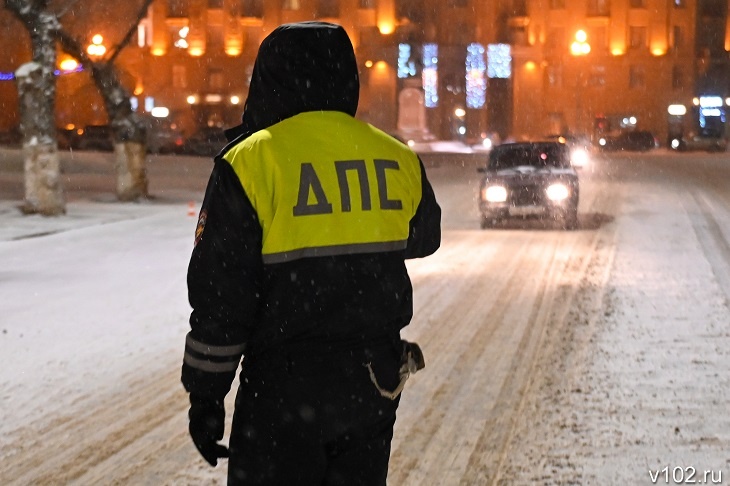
[571, 30, 590, 135]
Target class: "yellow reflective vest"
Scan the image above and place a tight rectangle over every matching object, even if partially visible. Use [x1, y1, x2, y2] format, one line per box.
[223, 111, 423, 264]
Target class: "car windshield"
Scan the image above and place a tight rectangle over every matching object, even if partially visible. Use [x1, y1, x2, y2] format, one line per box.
[488, 143, 570, 170]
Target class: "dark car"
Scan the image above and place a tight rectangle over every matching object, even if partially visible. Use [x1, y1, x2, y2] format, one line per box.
[477, 141, 580, 230]
[77, 125, 114, 152]
[181, 126, 228, 156]
[669, 129, 727, 152]
[598, 130, 656, 152]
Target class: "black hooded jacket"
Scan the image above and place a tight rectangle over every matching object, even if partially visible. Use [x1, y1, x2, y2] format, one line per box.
[182, 22, 441, 399]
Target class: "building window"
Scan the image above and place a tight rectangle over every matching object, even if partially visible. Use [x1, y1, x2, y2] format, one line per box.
[629, 65, 645, 88]
[317, 0, 338, 17]
[546, 64, 563, 88]
[242, 0, 263, 17]
[209, 69, 224, 90]
[422, 43, 439, 108]
[208, 0, 223, 8]
[672, 66, 684, 88]
[397, 0, 424, 22]
[672, 25, 683, 49]
[590, 26, 607, 52]
[629, 26, 647, 50]
[172, 65, 187, 89]
[629, 0, 645, 8]
[587, 0, 610, 16]
[360, 0, 375, 7]
[549, 0, 565, 9]
[466, 43, 486, 109]
[168, 0, 188, 17]
[283, 0, 300, 8]
[587, 65, 606, 87]
[546, 27, 566, 54]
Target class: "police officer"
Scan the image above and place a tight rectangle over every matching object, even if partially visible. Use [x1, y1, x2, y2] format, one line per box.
[181, 21, 441, 485]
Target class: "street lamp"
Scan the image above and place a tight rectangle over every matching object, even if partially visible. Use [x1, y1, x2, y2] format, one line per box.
[86, 34, 106, 58]
[571, 30, 591, 134]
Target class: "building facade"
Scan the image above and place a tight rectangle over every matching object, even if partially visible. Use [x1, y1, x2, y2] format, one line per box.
[1, 0, 728, 144]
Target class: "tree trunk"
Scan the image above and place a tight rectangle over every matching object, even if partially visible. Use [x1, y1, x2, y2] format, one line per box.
[114, 141, 148, 201]
[15, 62, 65, 216]
[97, 65, 149, 201]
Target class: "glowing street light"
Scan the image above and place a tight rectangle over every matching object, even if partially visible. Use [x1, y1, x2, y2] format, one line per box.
[570, 30, 591, 56]
[87, 34, 107, 58]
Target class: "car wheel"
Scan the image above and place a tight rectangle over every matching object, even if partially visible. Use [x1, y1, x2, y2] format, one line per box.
[480, 216, 499, 229]
[563, 208, 579, 230]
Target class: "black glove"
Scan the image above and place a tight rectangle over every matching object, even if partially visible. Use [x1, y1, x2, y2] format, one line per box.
[188, 393, 229, 466]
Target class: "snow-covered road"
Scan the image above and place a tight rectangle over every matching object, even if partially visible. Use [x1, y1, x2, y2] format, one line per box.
[1, 148, 729, 485]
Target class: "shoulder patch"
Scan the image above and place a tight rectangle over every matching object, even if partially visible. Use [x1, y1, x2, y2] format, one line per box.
[194, 209, 207, 248]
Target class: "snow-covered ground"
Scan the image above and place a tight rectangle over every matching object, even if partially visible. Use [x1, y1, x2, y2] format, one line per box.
[1, 148, 730, 485]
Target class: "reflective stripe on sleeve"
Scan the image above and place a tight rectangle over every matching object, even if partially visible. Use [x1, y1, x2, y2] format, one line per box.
[185, 335, 246, 357]
[184, 335, 245, 373]
[183, 352, 241, 373]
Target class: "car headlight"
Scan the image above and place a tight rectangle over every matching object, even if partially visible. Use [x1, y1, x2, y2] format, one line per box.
[483, 185, 507, 203]
[598, 137, 607, 146]
[570, 147, 589, 167]
[546, 183, 570, 201]
[670, 138, 680, 149]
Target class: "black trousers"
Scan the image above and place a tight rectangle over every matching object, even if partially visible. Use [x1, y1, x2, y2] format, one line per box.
[228, 343, 403, 485]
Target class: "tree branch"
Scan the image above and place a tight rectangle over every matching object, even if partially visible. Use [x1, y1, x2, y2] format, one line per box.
[107, 0, 155, 64]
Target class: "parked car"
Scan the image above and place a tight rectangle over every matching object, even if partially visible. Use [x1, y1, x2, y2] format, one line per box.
[597, 130, 657, 152]
[181, 126, 228, 156]
[477, 141, 580, 230]
[669, 130, 727, 152]
[77, 125, 114, 152]
[146, 119, 185, 154]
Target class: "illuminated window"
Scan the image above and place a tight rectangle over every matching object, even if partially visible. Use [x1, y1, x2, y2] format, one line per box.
[398, 44, 417, 79]
[283, 0, 300, 8]
[422, 43, 438, 108]
[466, 43, 486, 109]
[487, 44, 511, 79]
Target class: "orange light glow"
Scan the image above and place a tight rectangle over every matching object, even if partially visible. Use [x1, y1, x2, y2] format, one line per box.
[59, 58, 78, 72]
[378, 22, 395, 35]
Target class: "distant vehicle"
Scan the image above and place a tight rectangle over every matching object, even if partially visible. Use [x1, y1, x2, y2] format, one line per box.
[669, 130, 727, 152]
[544, 133, 592, 169]
[597, 130, 657, 152]
[57, 127, 81, 150]
[77, 125, 114, 152]
[477, 141, 580, 230]
[146, 119, 185, 154]
[181, 126, 228, 156]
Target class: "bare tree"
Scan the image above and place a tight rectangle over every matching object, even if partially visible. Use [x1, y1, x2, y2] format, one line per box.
[4, 0, 156, 208]
[6, 0, 65, 215]
[56, 0, 155, 201]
